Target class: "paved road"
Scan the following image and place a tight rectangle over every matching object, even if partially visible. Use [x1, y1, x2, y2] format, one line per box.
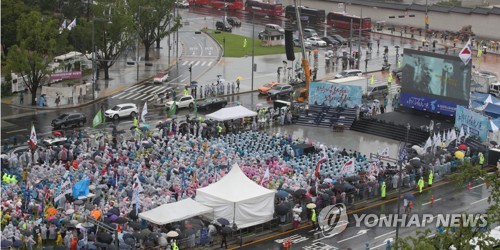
[236, 180, 492, 250]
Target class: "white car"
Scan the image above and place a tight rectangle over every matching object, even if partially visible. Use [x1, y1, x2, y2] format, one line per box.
[293, 38, 312, 49]
[153, 71, 168, 83]
[105, 103, 138, 120]
[165, 95, 195, 110]
[306, 37, 327, 47]
[42, 137, 68, 147]
[176, 0, 189, 8]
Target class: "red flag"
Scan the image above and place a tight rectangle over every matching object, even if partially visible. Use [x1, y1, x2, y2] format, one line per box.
[29, 125, 37, 149]
[340, 158, 356, 174]
[314, 157, 327, 178]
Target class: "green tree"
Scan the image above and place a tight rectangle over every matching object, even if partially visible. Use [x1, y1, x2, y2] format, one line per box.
[435, 0, 462, 7]
[128, 0, 182, 61]
[71, 0, 135, 80]
[396, 162, 500, 249]
[1, 0, 31, 55]
[5, 11, 58, 105]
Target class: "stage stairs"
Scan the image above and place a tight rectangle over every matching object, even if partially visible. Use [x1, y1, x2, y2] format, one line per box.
[294, 105, 357, 129]
[350, 118, 430, 145]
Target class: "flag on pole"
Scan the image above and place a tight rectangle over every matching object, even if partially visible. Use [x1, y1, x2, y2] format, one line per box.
[261, 167, 270, 185]
[168, 101, 177, 117]
[378, 147, 389, 157]
[243, 38, 247, 48]
[133, 175, 143, 214]
[423, 137, 432, 151]
[340, 158, 355, 174]
[141, 102, 148, 123]
[29, 124, 37, 149]
[314, 157, 327, 179]
[92, 110, 103, 128]
[459, 126, 465, 142]
[67, 18, 77, 31]
[370, 75, 375, 85]
[399, 142, 407, 162]
[449, 129, 457, 143]
[59, 19, 67, 34]
[459, 39, 472, 65]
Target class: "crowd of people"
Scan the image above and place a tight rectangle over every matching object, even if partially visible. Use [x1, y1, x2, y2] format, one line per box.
[1, 109, 475, 249]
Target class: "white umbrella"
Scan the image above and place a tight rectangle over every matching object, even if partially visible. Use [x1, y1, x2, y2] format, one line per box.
[166, 231, 179, 237]
[65, 209, 75, 215]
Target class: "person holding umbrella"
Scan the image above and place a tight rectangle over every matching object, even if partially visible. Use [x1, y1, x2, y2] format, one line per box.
[220, 225, 228, 249]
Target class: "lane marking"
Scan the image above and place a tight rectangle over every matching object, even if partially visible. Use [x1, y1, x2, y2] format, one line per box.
[471, 197, 488, 205]
[422, 198, 442, 206]
[472, 183, 485, 189]
[374, 230, 395, 240]
[182, 61, 189, 66]
[208, 61, 213, 66]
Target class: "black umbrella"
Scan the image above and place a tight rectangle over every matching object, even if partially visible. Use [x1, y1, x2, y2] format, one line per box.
[320, 193, 330, 202]
[217, 218, 230, 226]
[318, 183, 330, 189]
[345, 176, 360, 182]
[276, 204, 290, 215]
[185, 228, 196, 236]
[403, 193, 415, 200]
[108, 207, 120, 216]
[323, 190, 334, 196]
[128, 210, 138, 220]
[133, 232, 145, 240]
[114, 217, 128, 224]
[97, 232, 113, 244]
[123, 233, 134, 241]
[294, 189, 307, 197]
[124, 238, 136, 246]
[490, 141, 498, 146]
[128, 221, 142, 230]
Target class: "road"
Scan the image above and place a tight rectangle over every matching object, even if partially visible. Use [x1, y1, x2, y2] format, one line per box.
[239, 180, 492, 250]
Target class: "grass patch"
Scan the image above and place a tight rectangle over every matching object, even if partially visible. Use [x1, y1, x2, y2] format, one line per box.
[205, 29, 300, 57]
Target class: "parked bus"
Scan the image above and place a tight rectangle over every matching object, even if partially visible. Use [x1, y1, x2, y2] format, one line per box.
[284, 5, 325, 24]
[188, 0, 209, 5]
[326, 12, 372, 30]
[245, 0, 282, 17]
[210, 0, 243, 10]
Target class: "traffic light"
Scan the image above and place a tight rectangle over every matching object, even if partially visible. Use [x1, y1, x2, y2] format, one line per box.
[189, 65, 192, 72]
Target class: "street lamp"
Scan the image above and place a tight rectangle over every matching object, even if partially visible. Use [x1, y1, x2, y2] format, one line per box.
[136, 6, 156, 81]
[92, 17, 112, 100]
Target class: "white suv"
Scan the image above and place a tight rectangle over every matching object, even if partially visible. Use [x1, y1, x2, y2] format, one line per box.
[165, 95, 195, 111]
[105, 103, 138, 120]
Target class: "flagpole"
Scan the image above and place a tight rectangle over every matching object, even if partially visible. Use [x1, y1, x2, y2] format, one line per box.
[395, 123, 410, 248]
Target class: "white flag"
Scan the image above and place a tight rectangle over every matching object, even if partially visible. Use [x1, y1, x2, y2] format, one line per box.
[423, 137, 432, 151]
[449, 129, 457, 145]
[340, 158, 356, 174]
[459, 126, 465, 142]
[261, 167, 270, 185]
[465, 126, 471, 140]
[141, 102, 148, 123]
[29, 125, 37, 148]
[59, 19, 67, 34]
[459, 39, 472, 65]
[378, 147, 389, 157]
[67, 18, 77, 31]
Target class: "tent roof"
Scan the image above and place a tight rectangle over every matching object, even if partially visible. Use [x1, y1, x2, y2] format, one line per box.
[484, 103, 500, 117]
[138, 198, 213, 225]
[196, 164, 275, 203]
[206, 105, 257, 121]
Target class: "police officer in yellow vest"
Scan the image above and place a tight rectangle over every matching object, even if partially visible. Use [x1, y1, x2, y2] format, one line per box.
[428, 170, 433, 187]
[388, 73, 393, 85]
[183, 87, 189, 96]
[478, 152, 485, 167]
[418, 177, 425, 193]
[217, 123, 223, 135]
[381, 181, 386, 199]
[172, 240, 179, 250]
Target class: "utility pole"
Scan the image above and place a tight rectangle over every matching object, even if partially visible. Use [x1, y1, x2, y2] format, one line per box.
[91, 18, 96, 100]
[294, 0, 310, 87]
[136, 9, 141, 81]
[349, 19, 353, 56]
[425, 0, 429, 40]
[176, 7, 179, 74]
[251, 12, 255, 91]
[358, 8, 362, 69]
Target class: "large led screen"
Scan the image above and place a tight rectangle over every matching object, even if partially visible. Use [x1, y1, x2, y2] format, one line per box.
[400, 49, 471, 116]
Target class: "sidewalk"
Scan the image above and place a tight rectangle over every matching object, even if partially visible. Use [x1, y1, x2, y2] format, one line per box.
[2, 38, 182, 110]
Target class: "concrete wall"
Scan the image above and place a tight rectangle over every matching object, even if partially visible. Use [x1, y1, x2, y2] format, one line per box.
[294, 0, 500, 40]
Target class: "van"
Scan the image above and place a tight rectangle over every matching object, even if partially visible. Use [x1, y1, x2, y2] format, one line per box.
[367, 84, 389, 99]
[490, 82, 500, 97]
[303, 28, 318, 38]
[264, 24, 284, 33]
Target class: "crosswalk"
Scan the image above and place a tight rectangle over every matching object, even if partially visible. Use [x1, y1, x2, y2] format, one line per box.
[180, 60, 214, 67]
[111, 84, 172, 102]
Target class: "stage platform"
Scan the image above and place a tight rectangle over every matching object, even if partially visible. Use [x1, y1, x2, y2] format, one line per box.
[373, 107, 455, 132]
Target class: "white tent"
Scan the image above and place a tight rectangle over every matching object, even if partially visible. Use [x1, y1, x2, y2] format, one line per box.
[206, 105, 257, 121]
[195, 164, 275, 229]
[139, 198, 213, 225]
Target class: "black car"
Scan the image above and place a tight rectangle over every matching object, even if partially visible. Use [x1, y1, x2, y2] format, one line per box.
[321, 36, 342, 46]
[216, 21, 232, 32]
[197, 98, 228, 111]
[330, 34, 348, 45]
[267, 84, 294, 99]
[51, 112, 86, 129]
[226, 17, 241, 27]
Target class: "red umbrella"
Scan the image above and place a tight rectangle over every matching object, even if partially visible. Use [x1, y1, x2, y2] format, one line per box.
[458, 144, 467, 150]
[52, 131, 63, 137]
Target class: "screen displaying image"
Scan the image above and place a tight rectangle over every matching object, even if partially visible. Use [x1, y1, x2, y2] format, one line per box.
[401, 49, 471, 104]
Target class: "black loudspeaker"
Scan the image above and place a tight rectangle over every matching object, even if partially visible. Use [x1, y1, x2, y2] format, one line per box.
[285, 30, 295, 61]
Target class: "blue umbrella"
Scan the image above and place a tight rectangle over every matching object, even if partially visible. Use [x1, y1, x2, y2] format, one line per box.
[276, 190, 290, 198]
[217, 218, 230, 226]
[1, 240, 13, 248]
[403, 193, 415, 200]
[13, 240, 23, 248]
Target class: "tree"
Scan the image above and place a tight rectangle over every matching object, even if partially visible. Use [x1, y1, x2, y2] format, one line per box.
[396, 161, 500, 249]
[5, 11, 58, 105]
[128, 0, 182, 61]
[71, 0, 135, 80]
[1, 0, 31, 55]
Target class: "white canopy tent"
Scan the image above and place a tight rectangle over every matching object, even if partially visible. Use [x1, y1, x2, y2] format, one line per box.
[195, 164, 275, 229]
[139, 198, 214, 225]
[205, 105, 257, 121]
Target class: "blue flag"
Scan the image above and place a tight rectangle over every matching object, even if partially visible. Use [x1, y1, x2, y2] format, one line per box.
[399, 142, 407, 162]
[72, 179, 90, 198]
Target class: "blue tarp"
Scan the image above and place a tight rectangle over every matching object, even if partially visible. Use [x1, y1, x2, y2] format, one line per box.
[490, 118, 500, 131]
[484, 103, 500, 118]
[471, 92, 500, 104]
[72, 179, 90, 198]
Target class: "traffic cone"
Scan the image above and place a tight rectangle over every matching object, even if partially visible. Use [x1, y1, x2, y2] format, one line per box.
[267, 95, 272, 103]
[468, 182, 472, 191]
[430, 195, 435, 206]
[409, 201, 414, 210]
